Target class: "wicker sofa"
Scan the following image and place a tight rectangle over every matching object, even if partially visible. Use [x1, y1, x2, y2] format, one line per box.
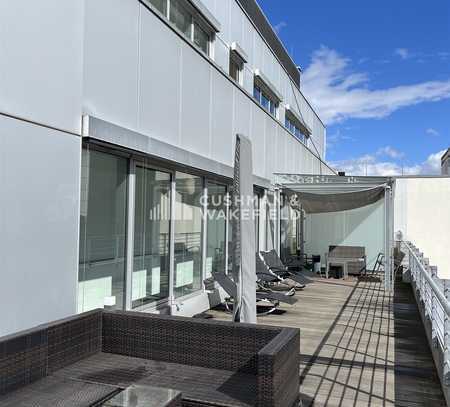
[328, 245, 367, 275]
[0, 309, 300, 407]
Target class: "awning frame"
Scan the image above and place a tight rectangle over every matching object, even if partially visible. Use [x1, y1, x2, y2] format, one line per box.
[274, 173, 395, 291]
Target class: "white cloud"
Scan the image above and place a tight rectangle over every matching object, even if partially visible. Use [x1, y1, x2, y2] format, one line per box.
[326, 129, 355, 149]
[273, 21, 287, 34]
[377, 146, 405, 159]
[301, 46, 450, 125]
[421, 150, 446, 174]
[426, 128, 440, 136]
[394, 48, 410, 60]
[330, 150, 446, 176]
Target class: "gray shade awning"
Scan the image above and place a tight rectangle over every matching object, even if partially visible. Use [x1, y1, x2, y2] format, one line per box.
[286, 185, 386, 214]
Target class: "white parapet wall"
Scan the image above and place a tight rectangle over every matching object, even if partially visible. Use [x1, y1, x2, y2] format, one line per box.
[394, 177, 450, 279]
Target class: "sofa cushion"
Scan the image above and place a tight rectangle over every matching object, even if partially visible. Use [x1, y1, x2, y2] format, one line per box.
[0, 375, 118, 407]
[55, 352, 257, 406]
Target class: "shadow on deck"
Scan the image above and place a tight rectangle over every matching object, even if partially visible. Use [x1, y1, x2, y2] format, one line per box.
[210, 273, 446, 406]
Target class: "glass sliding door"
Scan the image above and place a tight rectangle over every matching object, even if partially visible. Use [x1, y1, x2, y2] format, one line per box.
[173, 172, 203, 298]
[132, 165, 171, 308]
[280, 194, 298, 262]
[78, 148, 128, 312]
[254, 190, 261, 252]
[205, 182, 227, 277]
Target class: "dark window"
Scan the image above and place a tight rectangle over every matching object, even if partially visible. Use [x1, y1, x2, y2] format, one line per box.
[193, 22, 209, 54]
[148, 0, 167, 15]
[253, 84, 278, 117]
[285, 116, 306, 143]
[229, 56, 242, 84]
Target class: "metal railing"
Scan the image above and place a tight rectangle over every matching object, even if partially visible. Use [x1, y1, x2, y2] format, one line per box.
[403, 241, 450, 385]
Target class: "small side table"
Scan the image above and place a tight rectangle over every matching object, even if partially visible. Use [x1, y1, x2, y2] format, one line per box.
[102, 385, 182, 407]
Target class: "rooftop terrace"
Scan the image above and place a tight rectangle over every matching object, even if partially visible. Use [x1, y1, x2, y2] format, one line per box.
[211, 272, 446, 406]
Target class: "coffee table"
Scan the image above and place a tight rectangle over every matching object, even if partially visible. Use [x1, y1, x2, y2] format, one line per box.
[101, 385, 182, 407]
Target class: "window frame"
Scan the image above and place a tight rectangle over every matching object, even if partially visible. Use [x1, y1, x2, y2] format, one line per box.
[253, 83, 279, 118]
[229, 53, 244, 85]
[147, 0, 214, 57]
[285, 112, 307, 144]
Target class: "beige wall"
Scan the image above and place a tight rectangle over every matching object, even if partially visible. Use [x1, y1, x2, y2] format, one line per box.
[394, 177, 450, 278]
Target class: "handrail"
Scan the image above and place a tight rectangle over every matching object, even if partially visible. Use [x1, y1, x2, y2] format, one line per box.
[404, 241, 450, 315]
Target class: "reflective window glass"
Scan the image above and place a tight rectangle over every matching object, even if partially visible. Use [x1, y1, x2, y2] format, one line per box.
[253, 85, 261, 102]
[194, 22, 209, 54]
[78, 148, 128, 312]
[132, 166, 171, 308]
[206, 183, 227, 277]
[148, 0, 167, 15]
[174, 172, 203, 298]
[170, 0, 192, 38]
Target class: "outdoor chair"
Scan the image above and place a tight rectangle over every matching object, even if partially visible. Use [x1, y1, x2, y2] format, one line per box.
[260, 250, 313, 287]
[255, 253, 296, 296]
[0, 309, 300, 407]
[211, 272, 297, 316]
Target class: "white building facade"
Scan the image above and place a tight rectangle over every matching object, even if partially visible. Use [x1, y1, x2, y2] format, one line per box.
[0, 0, 333, 336]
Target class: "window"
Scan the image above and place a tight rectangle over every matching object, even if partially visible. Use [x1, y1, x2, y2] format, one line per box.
[285, 116, 306, 144]
[149, 0, 212, 56]
[253, 84, 278, 117]
[193, 22, 209, 54]
[254, 191, 261, 252]
[206, 182, 227, 277]
[174, 172, 204, 298]
[230, 49, 246, 85]
[280, 194, 299, 263]
[78, 148, 128, 312]
[169, 0, 191, 38]
[132, 166, 171, 308]
[229, 57, 241, 84]
[148, 0, 167, 15]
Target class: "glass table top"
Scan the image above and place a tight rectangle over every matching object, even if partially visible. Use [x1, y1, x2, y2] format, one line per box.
[101, 385, 181, 407]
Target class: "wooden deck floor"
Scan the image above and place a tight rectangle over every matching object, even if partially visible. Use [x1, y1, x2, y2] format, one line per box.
[208, 273, 446, 406]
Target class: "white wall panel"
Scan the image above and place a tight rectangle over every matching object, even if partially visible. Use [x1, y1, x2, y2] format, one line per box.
[230, 0, 244, 47]
[214, 38, 230, 71]
[264, 119, 277, 179]
[139, 7, 181, 145]
[252, 34, 264, 73]
[243, 67, 254, 95]
[179, 45, 211, 156]
[394, 178, 450, 278]
[251, 108, 266, 177]
[210, 70, 234, 164]
[0, 0, 83, 133]
[0, 117, 80, 336]
[242, 17, 254, 64]
[276, 127, 288, 174]
[83, 0, 139, 131]
[233, 89, 252, 144]
[81, 0, 331, 179]
[214, 0, 231, 44]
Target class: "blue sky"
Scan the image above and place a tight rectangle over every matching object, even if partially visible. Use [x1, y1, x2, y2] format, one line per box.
[257, 0, 450, 175]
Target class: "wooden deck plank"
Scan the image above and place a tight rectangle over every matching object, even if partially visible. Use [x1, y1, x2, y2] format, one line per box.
[208, 273, 446, 406]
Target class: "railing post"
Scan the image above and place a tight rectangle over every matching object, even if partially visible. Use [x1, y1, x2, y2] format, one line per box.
[444, 280, 450, 386]
[429, 262, 437, 348]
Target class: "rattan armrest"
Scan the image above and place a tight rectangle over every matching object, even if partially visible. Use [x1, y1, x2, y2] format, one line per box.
[257, 328, 300, 407]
